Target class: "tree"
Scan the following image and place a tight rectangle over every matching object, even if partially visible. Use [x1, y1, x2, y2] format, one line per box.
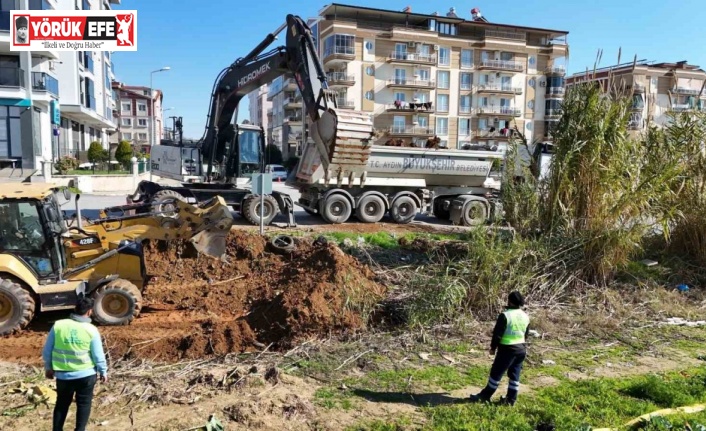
[265, 144, 283, 165]
[87, 141, 109, 173]
[115, 140, 133, 170]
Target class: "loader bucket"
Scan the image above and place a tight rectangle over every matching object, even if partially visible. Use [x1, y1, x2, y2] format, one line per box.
[190, 228, 229, 258]
[187, 196, 234, 258]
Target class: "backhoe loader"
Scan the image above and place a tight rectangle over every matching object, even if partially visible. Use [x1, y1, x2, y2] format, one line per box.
[0, 183, 233, 336]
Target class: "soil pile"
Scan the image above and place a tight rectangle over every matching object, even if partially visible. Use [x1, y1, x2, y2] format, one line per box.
[102, 232, 385, 362]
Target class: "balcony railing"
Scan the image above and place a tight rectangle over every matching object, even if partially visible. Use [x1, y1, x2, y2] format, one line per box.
[459, 106, 472, 114]
[386, 78, 436, 88]
[484, 30, 527, 41]
[286, 116, 303, 122]
[323, 46, 355, 59]
[672, 104, 692, 111]
[0, 67, 25, 88]
[476, 131, 511, 140]
[672, 87, 701, 96]
[388, 52, 437, 64]
[479, 60, 524, 72]
[545, 109, 562, 118]
[388, 125, 435, 135]
[546, 87, 565, 96]
[387, 101, 434, 112]
[336, 99, 354, 109]
[477, 84, 523, 94]
[284, 97, 302, 106]
[476, 106, 522, 116]
[326, 72, 355, 84]
[545, 66, 566, 75]
[32, 72, 59, 96]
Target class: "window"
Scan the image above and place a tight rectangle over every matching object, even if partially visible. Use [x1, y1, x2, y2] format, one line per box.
[137, 103, 147, 113]
[461, 49, 473, 68]
[417, 116, 428, 128]
[121, 118, 132, 126]
[479, 118, 488, 130]
[394, 68, 406, 84]
[436, 117, 448, 135]
[479, 74, 490, 85]
[460, 95, 472, 113]
[104, 63, 110, 89]
[480, 97, 489, 107]
[82, 0, 90, 10]
[500, 52, 513, 61]
[460, 73, 472, 90]
[438, 47, 450, 66]
[365, 90, 374, 100]
[323, 34, 355, 57]
[459, 118, 471, 136]
[500, 98, 511, 107]
[138, 119, 147, 127]
[394, 43, 407, 60]
[435, 22, 457, 36]
[365, 66, 375, 76]
[501, 76, 512, 90]
[416, 68, 430, 82]
[437, 94, 449, 112]
[123, 132, 132, 140]
[84, 78, 95, 110]
[547, 76, 565, 88]
[393, 116, 405, 133]
[437, 71, 450, 89]
[29, 0, 51, 10]
[121, 102, 131, 112]
[0, 106, 21, 158]
[394, 92, 406, 102]
[414, 92, 428, 103]
[138, 133, 147, 140]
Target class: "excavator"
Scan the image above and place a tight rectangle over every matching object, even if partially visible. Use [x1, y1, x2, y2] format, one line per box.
[0, 183, 233, 336]
[128, 14, 375, 226]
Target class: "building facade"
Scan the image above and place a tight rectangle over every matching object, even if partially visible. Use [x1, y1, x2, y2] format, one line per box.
[110, 81, 164, 153]
[566, 60, 706, 131]
[0, 0, 120, 174]
[264, 4, 568, 156]
[247, 83, 271, 144]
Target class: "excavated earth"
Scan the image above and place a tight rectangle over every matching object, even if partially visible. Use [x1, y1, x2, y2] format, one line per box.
[0, 232, 386, 364]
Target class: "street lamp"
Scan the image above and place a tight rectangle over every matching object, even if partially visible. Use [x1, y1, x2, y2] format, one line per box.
[149, 66, 170, 181]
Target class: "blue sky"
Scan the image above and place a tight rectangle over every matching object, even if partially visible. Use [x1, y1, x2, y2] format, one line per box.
[111, 0, 706, 139]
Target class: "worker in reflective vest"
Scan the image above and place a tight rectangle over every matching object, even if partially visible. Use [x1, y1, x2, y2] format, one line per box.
[42, 297, 108, 431]
[469, 291, 530, 406]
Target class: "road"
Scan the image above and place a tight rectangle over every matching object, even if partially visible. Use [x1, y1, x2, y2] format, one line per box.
[66, 182, 461, 234]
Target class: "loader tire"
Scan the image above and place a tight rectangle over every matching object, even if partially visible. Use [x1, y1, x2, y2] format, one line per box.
[242, 195, 278, 226]
[91, 279, 142, 326]
[152, 190, 186, 218]
[390, 196, 417, 224]
[0, 277, 35, 336]
[356, 195, 386, 223]
[320, 194, 351, 224]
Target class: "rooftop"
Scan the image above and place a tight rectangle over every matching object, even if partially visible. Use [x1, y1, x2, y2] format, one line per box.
[569, 60, 705, 79]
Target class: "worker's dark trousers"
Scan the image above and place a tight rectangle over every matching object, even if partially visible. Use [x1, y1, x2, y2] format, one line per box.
[478, 347, 526, 403]
[53, 374, 96, 431]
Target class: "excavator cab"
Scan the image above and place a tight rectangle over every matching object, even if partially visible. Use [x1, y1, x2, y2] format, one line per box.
[225, 124, 266, 182]
[0, 183, 234, 336]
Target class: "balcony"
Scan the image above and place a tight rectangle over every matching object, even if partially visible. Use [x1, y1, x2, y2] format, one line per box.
[476, 106, 522, 117]
[478, 60, 524, 72]
[672, 87, 701, 96]
[387, 125, 435, 137]
[546, 87, 565, 97]
[484, 30, 527, 42]
[387, 51, 437, 65]
[545, 66, 566, 76]
[545, 109, 562, 119]
[326, 72, 355, 86]
[386, 101, 435, 114]
[285, 116, 303, 124]
[336, 99, 355, 109]
[0, 67, 25, 88]
[32, 72, 59, 97]
[476, 131, 511, 140]
[323, 46, 355, 64]
[476, 85, 523, 95]
[386, 78, 436, 89]
[284, 97, 302, 109]
[458, 106, 473, 115]
[671, 103, 692, 112]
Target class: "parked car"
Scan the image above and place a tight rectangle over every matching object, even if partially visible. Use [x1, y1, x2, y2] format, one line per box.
[265, 164, 288, 181]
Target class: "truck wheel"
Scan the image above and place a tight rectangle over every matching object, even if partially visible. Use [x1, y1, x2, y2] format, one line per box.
[356, 195, 386, 223]
[242, 195, 278, 226]
[152, 190, 186, 218]
[0, 277, 35, 336]
[321, 194, 351, 224]
[462, 200, 488, 226]
[91, 279, 142, 326]
[390, 196, 417, 224]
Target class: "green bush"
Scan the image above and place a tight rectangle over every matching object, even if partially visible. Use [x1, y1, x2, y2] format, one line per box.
[87, 141, 109, 171]
[55, 156, 79, 175]
[114, 140, 133, 170]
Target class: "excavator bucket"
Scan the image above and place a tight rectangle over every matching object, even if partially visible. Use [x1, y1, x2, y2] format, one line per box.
[184, 197, 234, 258]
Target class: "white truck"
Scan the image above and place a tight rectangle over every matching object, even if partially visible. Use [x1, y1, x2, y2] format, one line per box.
[150, 144, 203, 183]
[288, 140, 507, 226]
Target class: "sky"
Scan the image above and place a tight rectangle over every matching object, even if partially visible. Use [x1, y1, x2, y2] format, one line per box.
[111, 0, 706, 139]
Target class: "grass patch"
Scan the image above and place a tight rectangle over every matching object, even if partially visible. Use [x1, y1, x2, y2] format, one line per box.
[347, 364, 489, 393]
[314, 387, 355, 410]
[325, 232, 469, 250]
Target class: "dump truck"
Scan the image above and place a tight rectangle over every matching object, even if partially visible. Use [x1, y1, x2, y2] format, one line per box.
[0, 183, 233, 335]
[287, 141, 506, 226]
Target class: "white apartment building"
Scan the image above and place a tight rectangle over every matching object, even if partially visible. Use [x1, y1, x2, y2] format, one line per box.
[0, 0, 119, 176]
[247, 83, 271, 142]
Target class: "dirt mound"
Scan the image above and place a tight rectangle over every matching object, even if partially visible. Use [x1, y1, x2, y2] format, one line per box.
[101, 232, 385, 362]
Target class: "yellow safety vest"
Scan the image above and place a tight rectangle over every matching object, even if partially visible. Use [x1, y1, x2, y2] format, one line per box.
[500, 309, 529, 345]
[51, 319, 98, 372]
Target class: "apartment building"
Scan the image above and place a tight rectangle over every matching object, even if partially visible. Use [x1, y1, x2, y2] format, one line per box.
[110, 81, 164, 153]
[566, 60, 706, 131]
[264, 4, 568, 155]
[247, 83, 271, 142]
[0, 0, 120, 174]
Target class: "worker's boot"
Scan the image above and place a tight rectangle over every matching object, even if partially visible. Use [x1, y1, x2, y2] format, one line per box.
[468, 386, 495, 403]
[503, 389, 518, 406]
